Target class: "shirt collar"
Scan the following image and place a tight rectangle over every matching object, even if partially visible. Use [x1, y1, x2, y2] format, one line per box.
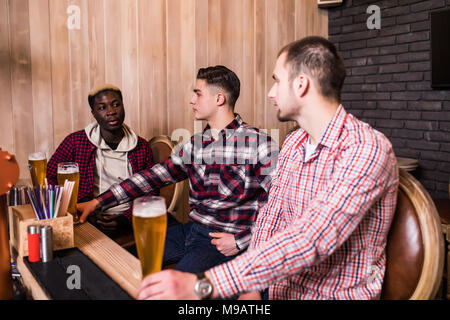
[291, 104, 347, 151]
[317, 104, 347, 149]
[203, 113, 244, 141]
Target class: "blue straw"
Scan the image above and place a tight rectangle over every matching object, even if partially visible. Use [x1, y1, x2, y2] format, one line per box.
[44, 186, 50, 219]
[26, 188, 40, 220]
[34, 186, 45, 220]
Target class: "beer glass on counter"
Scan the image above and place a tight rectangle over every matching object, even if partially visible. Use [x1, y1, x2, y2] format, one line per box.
[132, 196, 167, 277]
[28, 152, 47, 187]
[57, 162, 80, 223]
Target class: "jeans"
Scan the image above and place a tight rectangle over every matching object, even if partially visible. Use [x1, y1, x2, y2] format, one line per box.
[162, 221, 238, 273]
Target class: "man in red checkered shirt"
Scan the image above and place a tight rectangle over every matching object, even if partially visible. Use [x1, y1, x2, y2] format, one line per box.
[47, 84, 157, 233]
[135, 36, 399, 300]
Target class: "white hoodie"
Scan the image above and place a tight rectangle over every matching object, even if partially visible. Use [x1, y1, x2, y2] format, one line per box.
[85, 122, 138, 215]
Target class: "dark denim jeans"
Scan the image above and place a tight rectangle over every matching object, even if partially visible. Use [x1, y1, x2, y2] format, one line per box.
[162, 221, 237, 273]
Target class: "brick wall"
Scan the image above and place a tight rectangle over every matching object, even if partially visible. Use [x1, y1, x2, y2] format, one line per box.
[328, 0, 450, 198]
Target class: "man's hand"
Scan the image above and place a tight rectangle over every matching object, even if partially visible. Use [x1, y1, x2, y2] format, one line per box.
[137, 270, 199, 300]
[209, 232, 239, 256]
[77, 199, 101, 223]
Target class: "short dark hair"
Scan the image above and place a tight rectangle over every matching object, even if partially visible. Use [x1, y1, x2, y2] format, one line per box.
[88, 85, 123, 109]
[279, 36, 346, 102]
[196, 65, 240, 108]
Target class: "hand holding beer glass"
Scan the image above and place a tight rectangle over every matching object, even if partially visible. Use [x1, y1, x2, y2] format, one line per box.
[133, 196, 167, 277]
[28, 152, 47, 187]
[57, 162, 80, 223]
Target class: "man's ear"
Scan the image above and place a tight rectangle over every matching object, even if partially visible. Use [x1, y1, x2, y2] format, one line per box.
[293, 74, 310, 98]
[216, 92, 226, 106]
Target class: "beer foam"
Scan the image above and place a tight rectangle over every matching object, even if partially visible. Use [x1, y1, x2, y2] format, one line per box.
[57, 166, 79, 174]
[29, 152, 46, 161]
[133, 197, 166, 218]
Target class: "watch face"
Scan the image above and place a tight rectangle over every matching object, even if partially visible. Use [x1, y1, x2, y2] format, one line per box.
[195, 279, 212, 299]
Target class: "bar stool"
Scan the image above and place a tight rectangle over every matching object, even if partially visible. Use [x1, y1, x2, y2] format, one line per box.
[433, 197, 450, 300]
[381, 169, 444, 299]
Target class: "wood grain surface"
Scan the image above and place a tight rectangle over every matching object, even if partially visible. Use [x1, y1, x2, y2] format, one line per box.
[1, 0, 328, 178]
[74, 222, 142, 299]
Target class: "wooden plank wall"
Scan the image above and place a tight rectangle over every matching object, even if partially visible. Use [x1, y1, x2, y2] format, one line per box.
[0, 0, 328, 179]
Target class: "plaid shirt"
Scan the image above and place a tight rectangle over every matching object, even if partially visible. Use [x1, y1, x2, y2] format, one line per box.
[97, 114, 278, 250]
[209, 105, 399, 299]
[46, 128, 156, 220]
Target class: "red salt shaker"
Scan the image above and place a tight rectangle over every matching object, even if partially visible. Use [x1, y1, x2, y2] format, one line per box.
[27, 225, 40, 262]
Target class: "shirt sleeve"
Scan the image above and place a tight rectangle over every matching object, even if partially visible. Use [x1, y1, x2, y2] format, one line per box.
[249, 142, 289, 250]
[254, 134, 278, 193]
[233, 133, 278, 251]
[209, 140, 398, 298]
[234, 229, 251, 251]
[144, 140, 160, 197]
[248, 171, 285, 251]
[46, 134, 75, 186]
[97, 141, 191, 210]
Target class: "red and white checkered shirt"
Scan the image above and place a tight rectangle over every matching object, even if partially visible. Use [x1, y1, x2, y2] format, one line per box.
[209, 105, 399, 299]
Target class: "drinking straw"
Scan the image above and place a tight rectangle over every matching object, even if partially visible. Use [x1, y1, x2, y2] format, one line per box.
[50, 188, 54, 218]
[58, 180, 74, 218]
[34, 186, 44, 220]
[58, 181, 68, 217]
[40, 185, 48, 219]
[28, 188, 39, 219]
[42, 185, 47, 219]
[24, 182, 76, 220]
[26, 187, 40, 220]
[53, 186, 57, 218]
[48, 186, 52, 218]
[54, 186, 63, 218]
[45, 186, 49, 218]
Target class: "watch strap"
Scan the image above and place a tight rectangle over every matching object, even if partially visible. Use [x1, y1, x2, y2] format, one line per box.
[196, 272, 206, 280]
[194, 272, 212, 300]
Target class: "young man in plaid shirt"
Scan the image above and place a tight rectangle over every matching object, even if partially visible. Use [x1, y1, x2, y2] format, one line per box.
[78, 66, 278, 273]
[135, 37, 399, 300]
[47, 85, 157, 234]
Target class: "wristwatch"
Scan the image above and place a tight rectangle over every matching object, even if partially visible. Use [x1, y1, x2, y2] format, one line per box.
[194, 272, 213, 300]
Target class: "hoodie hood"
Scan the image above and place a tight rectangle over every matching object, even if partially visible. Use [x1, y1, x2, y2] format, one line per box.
[84, 121, 137, 215]
[85, 121, 138, 152]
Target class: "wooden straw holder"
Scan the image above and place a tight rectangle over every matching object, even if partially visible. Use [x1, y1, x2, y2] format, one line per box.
[9, 204, 74, 257]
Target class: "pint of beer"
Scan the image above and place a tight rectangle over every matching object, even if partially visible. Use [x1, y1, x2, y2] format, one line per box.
[132, 196, 167, 277]
[57, 162, 80, 223]
[28, 152, 47, 187]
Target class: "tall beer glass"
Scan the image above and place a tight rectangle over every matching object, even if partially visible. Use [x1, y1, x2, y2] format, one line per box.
[28, 152, 47, 187]
[57, 162, 80, 223]
[132, 196, 167, 277]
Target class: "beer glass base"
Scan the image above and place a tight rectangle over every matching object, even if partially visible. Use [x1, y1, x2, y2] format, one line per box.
[68, 212, 80, 224]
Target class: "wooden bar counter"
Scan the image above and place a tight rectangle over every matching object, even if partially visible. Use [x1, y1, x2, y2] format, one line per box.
[16, 222, 142, 300]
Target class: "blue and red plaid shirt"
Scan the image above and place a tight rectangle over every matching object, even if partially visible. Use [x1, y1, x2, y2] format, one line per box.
[46, 128, 156, 220]
[97, 114, 278, 250]
[209, 105, 399, 299]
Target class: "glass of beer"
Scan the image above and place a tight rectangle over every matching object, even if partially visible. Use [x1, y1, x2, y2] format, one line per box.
[57, 162, 80, 223]
[28, 152, 47, 187]
[132, 196, 167, 277]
